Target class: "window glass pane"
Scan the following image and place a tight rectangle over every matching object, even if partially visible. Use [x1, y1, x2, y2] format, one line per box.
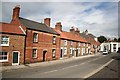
[0, 51, 8, 61]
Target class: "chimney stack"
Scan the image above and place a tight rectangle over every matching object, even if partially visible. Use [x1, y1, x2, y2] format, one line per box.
[70, 27, 75, 33]
[55, 22, 62, 31]
[44, 18, 51, 27]
[85, 29, 88, 35]
[12, 5, 20, 20]
[75, 28, 80, 35]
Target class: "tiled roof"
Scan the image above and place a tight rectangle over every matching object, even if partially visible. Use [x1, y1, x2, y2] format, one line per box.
[80, 33, 96, 38]
[19, 17, 59, 35]
[80, 32, 101, 46]
[0, 22, 25, 35]
[54, 29, 87, 43]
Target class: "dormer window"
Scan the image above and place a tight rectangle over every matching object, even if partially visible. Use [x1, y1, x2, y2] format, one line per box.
[33, 33, 38, 43]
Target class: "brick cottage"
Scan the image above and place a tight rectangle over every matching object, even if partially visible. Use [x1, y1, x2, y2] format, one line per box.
[0, 5, 100, 66]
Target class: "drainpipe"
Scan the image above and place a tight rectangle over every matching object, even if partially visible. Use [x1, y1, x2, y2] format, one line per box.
[24, 29, 27, 65]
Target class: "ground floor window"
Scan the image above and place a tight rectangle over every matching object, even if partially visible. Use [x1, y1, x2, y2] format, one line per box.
[32, 49, 37, 58]
[52, 49, 56, 58]
[70, 48, 73, 54]
[64, 48, 67, 55]
[0, 51, 8, 62]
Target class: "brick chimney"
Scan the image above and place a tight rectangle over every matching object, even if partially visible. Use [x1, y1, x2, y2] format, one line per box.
[44, 18, 51, 27]
[85, 29, 88, 35]
[55, 22, 62, 31]
[12, 5, 20, 20]
[70, 27, 75, 33]
[75, 28, 80, 35]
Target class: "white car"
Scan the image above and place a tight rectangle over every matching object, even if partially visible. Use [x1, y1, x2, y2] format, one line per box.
[103, 50, 108, 55]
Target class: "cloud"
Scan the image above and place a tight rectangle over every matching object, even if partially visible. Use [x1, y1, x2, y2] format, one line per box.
[1, 2, 118, 38]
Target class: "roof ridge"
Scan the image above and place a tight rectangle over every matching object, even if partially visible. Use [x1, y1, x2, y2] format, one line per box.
[19, 17, 44, 25]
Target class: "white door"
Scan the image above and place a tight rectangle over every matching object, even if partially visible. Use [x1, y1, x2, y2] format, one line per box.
[12, 51, 20, 65]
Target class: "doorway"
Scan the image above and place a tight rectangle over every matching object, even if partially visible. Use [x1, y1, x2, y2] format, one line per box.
[12, 51, 20, 65]
[43, 51, 47, 62]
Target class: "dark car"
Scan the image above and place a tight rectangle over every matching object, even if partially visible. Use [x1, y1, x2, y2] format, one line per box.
[117, 47, 120, 53]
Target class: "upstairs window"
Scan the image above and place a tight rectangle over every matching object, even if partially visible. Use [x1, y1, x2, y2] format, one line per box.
[32, 49, 37, 58]
[53, 36, 56, 44]
[78, 42, 81, 46]
[70, 41, 73, 46]
[0, 36, 9, 46]
[33, 33, 38, 43]
[64, 40, 67, 46]
[0, 51, 8, 62]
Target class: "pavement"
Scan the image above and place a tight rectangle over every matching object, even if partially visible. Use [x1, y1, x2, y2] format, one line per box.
[1, 53, 101, 72]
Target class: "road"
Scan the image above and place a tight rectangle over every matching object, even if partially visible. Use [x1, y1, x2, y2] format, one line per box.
[2, 52, 120, 79]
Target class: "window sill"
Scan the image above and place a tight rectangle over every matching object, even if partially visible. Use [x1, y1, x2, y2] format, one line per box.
[0, 60, 8, 62]
[0, 44, 9, 47]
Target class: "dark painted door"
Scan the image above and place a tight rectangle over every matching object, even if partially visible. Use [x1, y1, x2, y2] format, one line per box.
[43, 51, 47, 62]
[60, 49, 62, 58]
[13, 52, 18, 63]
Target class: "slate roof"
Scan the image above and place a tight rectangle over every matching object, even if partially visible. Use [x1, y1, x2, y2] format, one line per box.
[0, 22, 25, 35]
[80, 33, 96, 38]
[19, 17, 59, 35]
[80, 32, 100, 46]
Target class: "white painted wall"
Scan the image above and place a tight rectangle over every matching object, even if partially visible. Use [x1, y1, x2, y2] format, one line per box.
[100, 42, 120, 52]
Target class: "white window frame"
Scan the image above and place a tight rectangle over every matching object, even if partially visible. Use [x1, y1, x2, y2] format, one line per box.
[32, 49, 37, 58]
[33, 33, 38, 42]
[0, 36, 9, 46]
[64, 47, 67, 55]
[70, 41, 73, 46]
[53, 36, 56, 44]
[78, 42, 81, 47]
[0, 51, 9, 62]
[64, 40, 67, 46]
[70, 48, 73, 54]
[52, 49, 56, 58]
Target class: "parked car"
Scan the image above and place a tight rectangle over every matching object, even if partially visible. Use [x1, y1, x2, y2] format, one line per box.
[103, 50, 108, 55]
[117, 47, 120, 53]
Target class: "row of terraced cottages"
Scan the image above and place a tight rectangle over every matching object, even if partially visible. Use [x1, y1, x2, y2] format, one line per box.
[0, 6, 100, 66]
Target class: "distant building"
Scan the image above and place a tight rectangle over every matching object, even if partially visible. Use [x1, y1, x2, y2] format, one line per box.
[100, 42, 120, 52]
[80, 30, 101, 54]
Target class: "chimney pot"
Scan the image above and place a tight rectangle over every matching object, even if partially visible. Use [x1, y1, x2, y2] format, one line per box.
[70, 26, 75, 33]
[55, 22, 62, 31]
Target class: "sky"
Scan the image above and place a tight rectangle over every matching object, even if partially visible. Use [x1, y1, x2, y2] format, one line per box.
[1, 0, 119, 38]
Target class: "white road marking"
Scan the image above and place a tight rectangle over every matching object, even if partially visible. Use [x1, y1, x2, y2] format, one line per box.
[83, 59, 114, 78]
[40, 56, 105, 74]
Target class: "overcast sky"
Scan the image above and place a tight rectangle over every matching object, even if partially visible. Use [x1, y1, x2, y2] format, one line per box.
[1, 0, 119, 38]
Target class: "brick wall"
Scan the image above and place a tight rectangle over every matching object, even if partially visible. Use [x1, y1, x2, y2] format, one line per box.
[0, 34, 25, 66]
[25, 29, 60, 64]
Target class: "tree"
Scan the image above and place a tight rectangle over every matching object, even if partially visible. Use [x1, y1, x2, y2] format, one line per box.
[98, 36, 107, 43]
[118, 38, 120, 42]
[113, 38, 118, 42]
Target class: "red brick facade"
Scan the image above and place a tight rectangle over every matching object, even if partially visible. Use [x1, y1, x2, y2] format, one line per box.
[0, 34, 25, 66]
[25, 29, 60, 64]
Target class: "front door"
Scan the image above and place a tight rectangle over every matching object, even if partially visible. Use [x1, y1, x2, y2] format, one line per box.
[43, 51, 47, 62]
[60, 49, 63, 58]
[12, 51, 20, 65]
